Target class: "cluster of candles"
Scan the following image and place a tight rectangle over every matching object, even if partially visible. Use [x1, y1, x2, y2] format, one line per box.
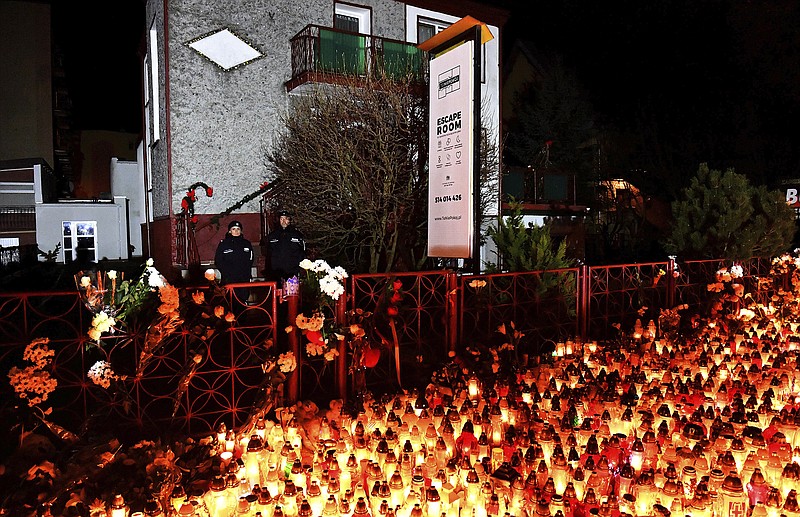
[104, 316, 800, 517]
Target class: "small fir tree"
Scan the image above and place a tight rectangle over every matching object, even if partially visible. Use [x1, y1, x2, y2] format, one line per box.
[663, 163, 795, 260]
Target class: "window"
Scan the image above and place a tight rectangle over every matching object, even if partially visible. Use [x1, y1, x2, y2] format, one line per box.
[417, 17, 449, 45]
[334, 3, 371, 34]
[147, 24, 160, 145]
[63, 221, 97, 263]
[334, 13, 359, 33]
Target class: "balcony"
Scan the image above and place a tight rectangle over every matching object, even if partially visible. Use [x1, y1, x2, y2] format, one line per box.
[286, 25, 427, 92]
[502, 166, 586, 213]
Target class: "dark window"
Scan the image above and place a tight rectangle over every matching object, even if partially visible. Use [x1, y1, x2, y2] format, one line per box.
[335, 13, 359, 33]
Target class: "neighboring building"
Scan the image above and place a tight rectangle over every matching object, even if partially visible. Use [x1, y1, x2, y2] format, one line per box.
[0, 1, 141, 265]
[500, 40, 588, 260]
[142, 0, 507, 274]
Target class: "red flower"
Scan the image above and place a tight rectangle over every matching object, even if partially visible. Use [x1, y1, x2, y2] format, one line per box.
[390, 291, 402, 304]
[260, 181, 270, 190]
[206, 187, 213, 197]
[191, 215, 199, 224]
[181, 198, 189, 210]
[187, 190, 197, 201]
[304, 330, 324, 343]
[387, 306, 399, 317]
[393, 279, 402, 290]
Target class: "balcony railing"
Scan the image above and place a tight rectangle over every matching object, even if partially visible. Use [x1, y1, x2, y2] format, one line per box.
[502, 167, 584, 210]
[0, 206, 36, 232]
[286, 25, 427, 91]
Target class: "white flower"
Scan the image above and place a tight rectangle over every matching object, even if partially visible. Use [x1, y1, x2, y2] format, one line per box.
[146, 258, 154, 267]
[320, 275, 344, 300]
[91, 311, 116, 333]
[87, 360, 118, 389]
[80, 276, 92, 288]
[299, 259, 314, 270]
[278, 352, 296, 373]
[332, 266, 349, 280]
[312, 260, 331, 274]
[204, 268, 217, 281]
[107, 270, 117, 280]
[730, 264, 743, 279]
[147, 267, 165, 288]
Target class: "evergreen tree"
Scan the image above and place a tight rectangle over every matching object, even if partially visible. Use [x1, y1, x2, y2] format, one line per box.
[663, 163, 795, 259]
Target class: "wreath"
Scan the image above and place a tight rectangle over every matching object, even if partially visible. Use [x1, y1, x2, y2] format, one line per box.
[179, 182, 213, 228]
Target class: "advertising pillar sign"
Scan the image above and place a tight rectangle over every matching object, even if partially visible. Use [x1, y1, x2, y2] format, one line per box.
[427, 41, 474, 258]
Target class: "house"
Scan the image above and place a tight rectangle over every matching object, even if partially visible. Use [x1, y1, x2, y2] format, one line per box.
[0, 1, 144, 266]
[142, 0, 508, 275]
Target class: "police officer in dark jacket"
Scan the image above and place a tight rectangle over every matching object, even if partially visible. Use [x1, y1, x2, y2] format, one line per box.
[215, 220, 254, 311]
[267, 210, 306, 281]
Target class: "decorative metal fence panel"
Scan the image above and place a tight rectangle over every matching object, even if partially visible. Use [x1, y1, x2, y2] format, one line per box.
[586, 262, 670, 342]
[0, 282, 279, 439]
[459, 269, 580, 356]
[0, 257, 780, 435]
[348, 272, 451, 393]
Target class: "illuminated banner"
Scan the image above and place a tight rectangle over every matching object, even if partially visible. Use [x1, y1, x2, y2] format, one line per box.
[427, 41, 474, 258]
[786, 187, 800, 208]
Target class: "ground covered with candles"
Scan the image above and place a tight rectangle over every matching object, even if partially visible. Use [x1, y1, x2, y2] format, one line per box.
[5, 256, 800, 516]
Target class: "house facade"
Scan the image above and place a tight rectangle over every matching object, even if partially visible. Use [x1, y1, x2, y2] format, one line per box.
[142, 0, 507, 274]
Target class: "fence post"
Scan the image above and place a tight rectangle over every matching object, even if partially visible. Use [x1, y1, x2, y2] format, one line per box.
[286, 289, 300, 404]
[579, 265, 590, 342]
[667, 256, 676, 309]
[446, 271, 459, 353]
[335, 292, 348, 402]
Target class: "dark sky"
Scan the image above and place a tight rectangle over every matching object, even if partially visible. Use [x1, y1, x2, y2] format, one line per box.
[52, 1, 800, 184]
[52, 0, 144, 133]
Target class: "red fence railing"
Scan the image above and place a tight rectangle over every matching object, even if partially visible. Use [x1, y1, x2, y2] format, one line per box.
[0, 257, 778, 436]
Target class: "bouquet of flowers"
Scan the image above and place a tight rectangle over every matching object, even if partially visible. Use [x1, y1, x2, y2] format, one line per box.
[287, 259, 349, 362]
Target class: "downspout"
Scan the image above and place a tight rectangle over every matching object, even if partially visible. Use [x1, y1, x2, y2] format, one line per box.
[163, 0, 174, 260]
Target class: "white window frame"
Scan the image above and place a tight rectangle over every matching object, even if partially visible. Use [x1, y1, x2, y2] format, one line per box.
[334, 3, 371, 34]
[148, 24, 161, 145]
[406, 6, 486, 83]
[62, 221, 97, 263]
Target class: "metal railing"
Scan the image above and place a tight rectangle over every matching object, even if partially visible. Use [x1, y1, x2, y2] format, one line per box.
[286, 25, 427, 90]
[0, 257, 777, 436]
[0, 206, 36, 231]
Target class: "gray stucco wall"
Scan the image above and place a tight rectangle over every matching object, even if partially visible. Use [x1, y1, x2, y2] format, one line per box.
[146, 0, 501, 226]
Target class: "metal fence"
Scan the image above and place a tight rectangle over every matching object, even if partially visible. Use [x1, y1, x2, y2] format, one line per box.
[0, 257, 777, 437]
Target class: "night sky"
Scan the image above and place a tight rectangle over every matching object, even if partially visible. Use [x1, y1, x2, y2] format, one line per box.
[51, 0, 144, 134]
[52, 0, 800, 187]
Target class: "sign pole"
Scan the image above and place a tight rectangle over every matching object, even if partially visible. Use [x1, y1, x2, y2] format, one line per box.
[472, 25, 482, 275]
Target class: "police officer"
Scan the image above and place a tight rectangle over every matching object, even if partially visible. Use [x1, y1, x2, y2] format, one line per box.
[267, 210, 306, 282]
[215, 220, 254, 311]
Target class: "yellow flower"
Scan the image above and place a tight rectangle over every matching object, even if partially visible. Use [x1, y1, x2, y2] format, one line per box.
[285, 325, 294, 333]
[80, 276, 92, 288]
[87, 327, 102, 342]
[214, 306, 225, 318]
[224, 312, 235, 323]
[107, 270, 117, 280]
